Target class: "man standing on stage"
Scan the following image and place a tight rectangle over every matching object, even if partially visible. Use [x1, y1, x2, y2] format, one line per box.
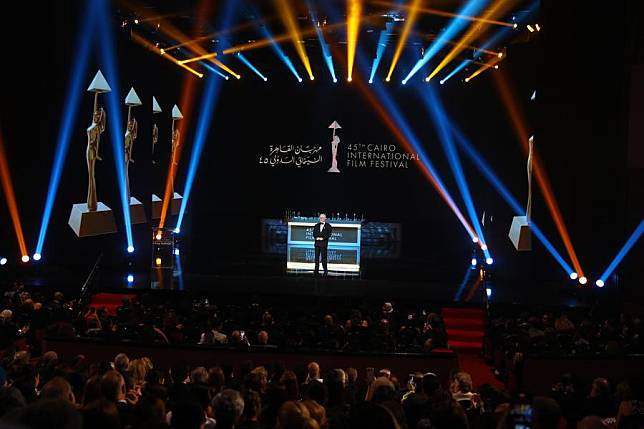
[313, 213, 332, 276]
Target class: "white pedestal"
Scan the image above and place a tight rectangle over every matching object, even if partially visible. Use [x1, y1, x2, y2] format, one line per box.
[68, 202, 118, 237]
[509, 215, 532, 251]
[130, 196, 146, 225]
[151, 194, 162, 219]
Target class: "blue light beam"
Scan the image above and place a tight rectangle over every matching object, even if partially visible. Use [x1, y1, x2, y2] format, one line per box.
[402, 0, 489, 84]
[35, 1, 97, 255]
[308, 3, 337, 82]
[421, 85, 492, 259]
[97, 0, 133, 251]
[369, 22, 393, 83]
[259, 24, 303, 82]
[599, 220, 644, 284]
[236, 53, 268, 81]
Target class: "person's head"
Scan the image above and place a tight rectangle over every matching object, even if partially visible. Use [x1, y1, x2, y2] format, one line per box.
[532, 396, 562, 429]
[190, 366, 209, 385]
[578, 416, 605, 429]
[171, 401, 206, 429]
[305, 381, 328, 406]
[307, 362, 320, 380]
[277, 400, 311, 429]
[421, 373, 441, 396]
[450, 371, 473, 394]
[369, 377, 395, 403]
[346, 368, 358, 385]
[40, 377, 76, 404]
[100, 371, 126, 403]
[257, 330, 269, 345]
[323, 315, 334, 326]
[82, 399, 120, 429]
[302, 400, 328, 428]
[242, 389, 262, 421]
[211, 389, 244, 429]
[113, 353, 129, 374]
[129, 359, 148, 385]
[319, 213, 326, 223]
[280, 370, 300, 400]
[11, 399, 82, 429]
[590, 377, 610, 398]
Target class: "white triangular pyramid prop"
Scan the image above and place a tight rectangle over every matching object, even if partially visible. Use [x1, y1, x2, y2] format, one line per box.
[172, 104, 183, 120]
[125, 87, 142, 106]
[87, 70, 111, 93]
[152, 96, 162, 114]
[328, 120, 341, 130]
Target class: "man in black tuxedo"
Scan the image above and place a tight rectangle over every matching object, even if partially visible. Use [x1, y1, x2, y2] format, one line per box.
[313, 213, 332, 276]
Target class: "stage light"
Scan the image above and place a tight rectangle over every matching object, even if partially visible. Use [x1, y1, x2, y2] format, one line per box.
[494, 65, 499, 69]
[369, 22, 392, 84]
[385, 77, 390, 82]
[346, 0, 362, 83]
[310, 75, 315, 80]
[97, 0, 134, 252]
[127, 274, 134, 283]
[570, 272, 578, 280]
[348, 77, 353, 82]
[471, 258, 477, 266]
[486, 287, 492, 298]
[127, 246, 134, 254]
[160, 48, 165, 55]
[309, 6, 337, 82]
[134, 19, 139, 25]
[486, 257, 494, 265]
[33, 253, 41, 261]
[176, 73, 226, 232]
[464, 78, 470, 82]
[201, 62, 230, 80]
[535, 23, 541, 31]
[527, 24, 535, 32]
[155, 257, 162, 266]
[174, 248, 180, 256]
[132, 33, 204, 78]
[597, 220, 643, 286]
[259, 25, 303, 82]
[386, 0, 422, 82]
[275, 0, 314, 80]
[0, 258, 6, 266]
[35, 0, 96, 257]
[174, 227, 181, 234]
[579, 276, 588, 285]
[403, 0, 488, 83]
[298, 77, 303, 82]
[451, 127, 575, 276]
[472, 237, 479, 243]
[596, 279, 605, 288]
[513, 23, 518, 29]
[0, 133, 29, 261]
[155, 233, 162, 240]
[21, 255, 29, 263]
[420, 86, 492, 257]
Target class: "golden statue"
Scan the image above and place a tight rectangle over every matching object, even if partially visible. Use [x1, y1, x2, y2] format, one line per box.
[124, 117, 138, 198]
[152, 123, 158, 164]
[171, 126, 180, 192]
[86, 106, 106, 211]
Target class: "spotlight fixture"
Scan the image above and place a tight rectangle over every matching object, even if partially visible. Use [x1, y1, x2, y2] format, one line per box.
[155, 233, 162, 240]
[310, 75, 315, 80]
[527, 24, 535, 32]
[481, 244, 488, 251]
[174, 227, 181, 234]
[348, 77, 353, 82]
[595, 279, 605, 287]
[333, 78, 338, 83]
[569, 272, 578, 280]
[155, 257, 162, 266]
[127, 246, 134, 253]
[535, 23, 541, 31]
[0, 257, 7, 265]
[579, 276, 588, 285]
[486, 257, 494, 265]
[174, 248, 180, 256]
[464, 78, 470, 83]
[21, 255, 30, 263]
[385, 77, 390, 82]
[485, 288, 492, 298]
[127, 274, 134, 283]
[471, 258, 477, 266]
[134, 19, 139, 25]
[472, 237, 479, 243]
[33, 253, 41, 261]
[497, 52, 504, 58]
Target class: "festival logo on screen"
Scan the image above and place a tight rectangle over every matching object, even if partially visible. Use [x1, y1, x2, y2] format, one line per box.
[258, 120, 419, 170]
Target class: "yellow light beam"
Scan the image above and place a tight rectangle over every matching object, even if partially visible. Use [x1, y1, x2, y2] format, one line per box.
[464, 58, 501, 82]
[179, 52, 217, 65]
[386, 0, 422, 82]
[346, 0, 362, 81]
[164, 20, 266, 52]
[425, 0, 512, 82]
[132, 32, 203, 77]
[275, 0, 314, 80]
[374, 0, 515, 28]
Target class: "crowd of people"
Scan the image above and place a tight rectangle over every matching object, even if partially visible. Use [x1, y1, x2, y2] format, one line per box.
[0, 348, 643, 429]
[488, 307, 644, 358]
[1, 284, 449, 354]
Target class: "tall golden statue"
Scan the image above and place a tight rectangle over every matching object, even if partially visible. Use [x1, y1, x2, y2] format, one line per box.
[86, 105, 106, 211]
[124, 117, 138, 198]
[152, 123, 158, 164]
[170, 104, 183, 193]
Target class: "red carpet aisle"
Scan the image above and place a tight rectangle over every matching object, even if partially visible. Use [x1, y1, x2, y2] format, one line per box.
[443, 307, 503, 390]
[89, 293, 136, 316]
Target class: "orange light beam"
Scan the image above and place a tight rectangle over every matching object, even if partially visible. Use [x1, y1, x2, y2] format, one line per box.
[414, 31, 501, 56]
[493, 68, 585, 277]
[0, 132, 29, 258]
[426, 0, 512, 82]
[275, 0, 314, 80]
[386, 0, 422, 82]
[346, 0, 362, 81]
[464, 57, 502, 82]
[375, 0, 516, 28]
[158, 0, 213, 228]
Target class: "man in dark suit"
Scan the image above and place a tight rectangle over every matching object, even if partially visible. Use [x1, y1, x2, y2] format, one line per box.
[313, 213, 332, 276]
